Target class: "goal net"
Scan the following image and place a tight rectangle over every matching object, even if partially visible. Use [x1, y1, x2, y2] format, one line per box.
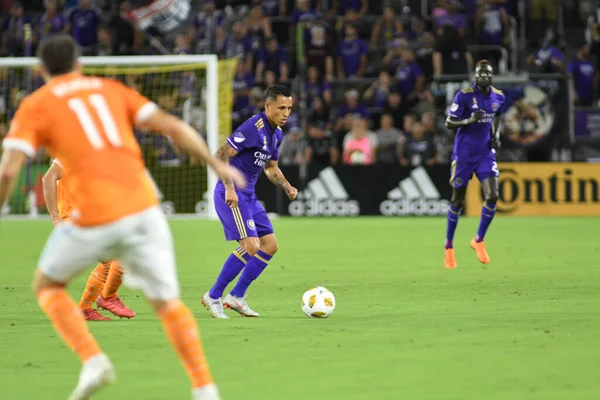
[0, 55, 238, 219]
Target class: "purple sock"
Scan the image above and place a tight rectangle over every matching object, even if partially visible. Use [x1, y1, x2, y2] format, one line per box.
[476, 202, 496, 242]
[230, 250, 273, 298]
[445, 205, 461, 249]
[209, 247, 251, 299]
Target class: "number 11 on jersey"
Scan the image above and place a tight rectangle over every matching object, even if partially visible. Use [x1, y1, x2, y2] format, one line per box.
[68, 94, 122, 149]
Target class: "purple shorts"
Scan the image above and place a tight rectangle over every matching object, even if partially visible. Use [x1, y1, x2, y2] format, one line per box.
[450, 156, 499, 188]
[214, 189, 274, 241]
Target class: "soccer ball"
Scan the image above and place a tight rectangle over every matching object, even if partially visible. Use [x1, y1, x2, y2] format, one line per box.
[301, 286, 335, 318]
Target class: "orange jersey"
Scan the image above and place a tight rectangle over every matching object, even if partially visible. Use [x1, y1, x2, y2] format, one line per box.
[4, 73, 159, 226]
[53, 159, 75, 220]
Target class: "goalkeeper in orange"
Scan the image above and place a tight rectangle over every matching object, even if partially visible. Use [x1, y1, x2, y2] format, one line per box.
[42, 159, 135, 321]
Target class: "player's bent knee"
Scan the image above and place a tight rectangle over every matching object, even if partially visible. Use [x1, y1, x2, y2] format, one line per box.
[240, 238, 260, 256]
[261, 241, 278, 255]
[450, 199, 465, 210]
[32, 268, 65, 295]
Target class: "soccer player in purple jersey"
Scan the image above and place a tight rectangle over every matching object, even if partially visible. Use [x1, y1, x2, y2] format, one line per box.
[202, 85, 298, 318]
[443, 60, 505, 269]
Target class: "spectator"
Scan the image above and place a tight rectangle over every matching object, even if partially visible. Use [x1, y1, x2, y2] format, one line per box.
[435, 0, 467, 38]
[333, 0, 368, 17]
[568, 43, 596, 107]
[255, 36, 288, 83]
[382, 91, 408, 129]
[421, 112, 438, 137]
[432, 0, 449, 18]
[308, 96, 332, 130]
[110, 0, 138, 55]
[526, 36, 565, 73]
[531, 0, 558, 44]
[261, 0, 287, 17]
[220, 19, 254, 72]
[305, 121, 339, 165]
[65, 0, 102, 55]
[94, 26, 113, 56]
[415, 32, 436, 81]
[396, 48, 424, 108]
[363, 70, 392, 111]
[234, 87, 263, 128]
[290, 0, 318, 44]
[370, 6, 404, 49]
[336, 23, 368, 79]
[304, 25, 334, 81]
[278, 129, 304, 166]
[402, 114, 416, 137]
[343, 116, 378, 165]
[1, 2, 31, 56]
[189, 0, 224, 54]
[232, 61, 255, 120]
[382, 38, 407, 75]
[37, 0, 67, 43]
[336, 8, 363, 43]
[306, 66, 332, 105]
[433, 25, 473, 77]
[246, 2, 273, 51]
[401, 121, 438, 167]
[335, 89, 369, 132]
[475, 1, 509, 67]
[375, 114, 403, 164]
[173, 32, 191, 54]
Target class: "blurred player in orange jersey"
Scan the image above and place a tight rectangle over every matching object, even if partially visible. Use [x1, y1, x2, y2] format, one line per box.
[43, 159, 136, 321]
[0, 34, 245, 400]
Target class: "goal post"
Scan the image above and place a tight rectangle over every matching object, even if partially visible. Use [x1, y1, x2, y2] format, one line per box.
[0, 54, 238, 220]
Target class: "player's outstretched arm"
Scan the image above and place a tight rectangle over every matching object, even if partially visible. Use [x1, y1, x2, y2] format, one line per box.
[0, 149, 28, 214]
[138, 110, 246, 189]
[42, 161, 63, 226]
[264, 159, 298, 200]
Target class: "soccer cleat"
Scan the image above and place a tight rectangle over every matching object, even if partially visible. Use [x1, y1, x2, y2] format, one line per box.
[82, 308, 112, 321]
[444, 248, 457, 269]
[192, 384, 221, 400]
[223, 294, 259, 317]
[97, 295, 136, 319]
[68, 353, 115, 400]
[201, 292, 229, 319]
[470, 238, 490, 264]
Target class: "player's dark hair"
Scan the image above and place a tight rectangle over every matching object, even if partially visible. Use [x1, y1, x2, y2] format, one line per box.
[476, 59, 491, 69]
[265, 85, 292, 101]
[37, 34, 80, 76]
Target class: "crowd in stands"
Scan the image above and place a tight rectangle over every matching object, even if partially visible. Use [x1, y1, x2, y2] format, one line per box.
[0, 0, 599, 166]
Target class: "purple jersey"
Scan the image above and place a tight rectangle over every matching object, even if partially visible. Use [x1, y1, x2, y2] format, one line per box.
[568, 59, 595, 104]
[448, 84, 505, 162]
[218, 112, 283, 194]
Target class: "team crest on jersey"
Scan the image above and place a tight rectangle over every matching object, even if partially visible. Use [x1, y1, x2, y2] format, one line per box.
[233, 131, 245, 143]
[247, 219, 256, 231]
[471, 98, 479, 109]
[492, 102, 500, 111]
[263, 136, 268, 150]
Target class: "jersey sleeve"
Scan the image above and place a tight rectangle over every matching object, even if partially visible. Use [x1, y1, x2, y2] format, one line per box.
[448, 91, 466, 120]
[2, 97, 44, 158]
[226, 119, 258, 153]
[113, 80, 158, 125]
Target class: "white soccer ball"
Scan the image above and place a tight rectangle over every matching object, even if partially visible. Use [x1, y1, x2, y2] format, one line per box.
[301, 286, 335, 318]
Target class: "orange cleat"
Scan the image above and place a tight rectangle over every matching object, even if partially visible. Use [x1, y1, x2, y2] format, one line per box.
[444, 248, 457, 269]
[83, 308, 112, 321]
[470, 238, 490, 264]
[97, 295, 136, 319]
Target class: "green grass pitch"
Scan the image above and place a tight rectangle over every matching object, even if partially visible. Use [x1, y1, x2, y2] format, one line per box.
[1, 217, 599, 400]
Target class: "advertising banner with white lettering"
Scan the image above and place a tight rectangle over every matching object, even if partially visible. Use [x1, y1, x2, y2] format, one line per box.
[254, 165, 453, 217]
[574, 109, 600, 138]
[465, 163, 600, 216]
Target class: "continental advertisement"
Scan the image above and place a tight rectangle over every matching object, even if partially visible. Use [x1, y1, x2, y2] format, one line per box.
[465, 163, 600, 216]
